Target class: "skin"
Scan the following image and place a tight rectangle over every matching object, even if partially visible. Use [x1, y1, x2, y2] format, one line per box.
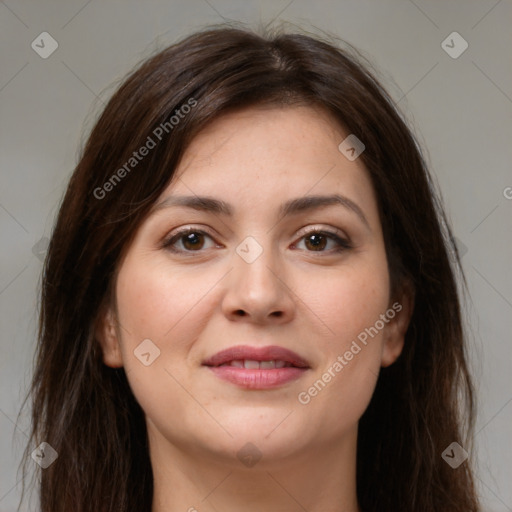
[97, 105, 413, 512]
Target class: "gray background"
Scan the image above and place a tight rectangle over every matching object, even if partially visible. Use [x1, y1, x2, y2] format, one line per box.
[1, 0, 511, 510]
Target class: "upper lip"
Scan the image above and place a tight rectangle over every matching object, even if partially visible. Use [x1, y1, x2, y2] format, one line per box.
[203, 345, 310, 368]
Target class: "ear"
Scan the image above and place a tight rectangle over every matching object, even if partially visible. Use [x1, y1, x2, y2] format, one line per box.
[95, 305, 124, 368]
[381, 282, 415, 368]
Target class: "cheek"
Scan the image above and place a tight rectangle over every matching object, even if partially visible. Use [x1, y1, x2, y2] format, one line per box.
[301, 253, 390, 349]
[115, 257, 214, 345]
[113, 255, 228, 403]
[292, 254, 389, 428]
[115, 267, 173, 345]
[113, 257, 218, 428]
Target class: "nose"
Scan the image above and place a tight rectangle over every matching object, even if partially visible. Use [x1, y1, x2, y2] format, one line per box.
[221, 239, 296, 325]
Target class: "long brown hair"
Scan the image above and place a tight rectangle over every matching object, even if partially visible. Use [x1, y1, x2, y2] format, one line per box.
[21, 26, 479, 511]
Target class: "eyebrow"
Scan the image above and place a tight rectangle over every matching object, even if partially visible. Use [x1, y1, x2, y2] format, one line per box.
[151, 193, 370, 230]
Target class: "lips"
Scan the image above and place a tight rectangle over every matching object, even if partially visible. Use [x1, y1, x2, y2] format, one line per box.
[202, 345, 310, 369]
[203, 345, 310, 390]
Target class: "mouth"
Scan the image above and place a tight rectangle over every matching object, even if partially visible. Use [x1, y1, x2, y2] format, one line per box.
[203, 345, 310, 368]
[214, 360, 298, 369]
[202, 345, 310, 389]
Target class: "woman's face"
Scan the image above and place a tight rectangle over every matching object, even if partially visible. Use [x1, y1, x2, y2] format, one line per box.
[99, 105, 410, 468]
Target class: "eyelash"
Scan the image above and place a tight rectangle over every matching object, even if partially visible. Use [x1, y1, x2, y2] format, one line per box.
[161, 226, 353, 255]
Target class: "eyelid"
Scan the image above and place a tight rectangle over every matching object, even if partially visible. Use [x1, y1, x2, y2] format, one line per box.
[294, 224, 348, 241]
[165, 224, 216, 240]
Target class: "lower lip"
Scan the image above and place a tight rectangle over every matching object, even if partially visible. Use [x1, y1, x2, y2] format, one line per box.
[206, 366, 308, 389]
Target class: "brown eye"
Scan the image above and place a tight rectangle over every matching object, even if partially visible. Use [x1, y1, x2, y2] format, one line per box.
[295, 230, 352, 253]
[181, 232, 205, 250]
[163, 229, 216, 253]
[304, 233, 328, 251]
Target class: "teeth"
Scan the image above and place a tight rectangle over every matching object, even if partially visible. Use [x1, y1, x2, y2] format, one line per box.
[220, 360, 292, 369]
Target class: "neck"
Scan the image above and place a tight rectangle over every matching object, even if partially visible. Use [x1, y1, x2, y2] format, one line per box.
[149, 425, 361, 512]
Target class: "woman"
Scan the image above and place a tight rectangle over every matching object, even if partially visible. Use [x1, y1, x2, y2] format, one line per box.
[22, 26, 480, 511]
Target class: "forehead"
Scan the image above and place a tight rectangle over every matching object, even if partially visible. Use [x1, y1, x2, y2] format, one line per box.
[160, 105, 379, 225]
[177, 104, 348, 174]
